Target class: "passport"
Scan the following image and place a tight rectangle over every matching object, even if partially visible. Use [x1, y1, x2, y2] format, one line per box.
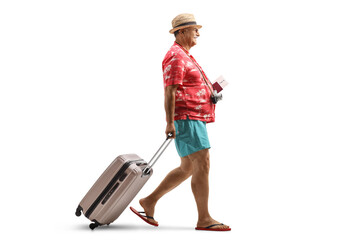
[212, 75, 228, 93]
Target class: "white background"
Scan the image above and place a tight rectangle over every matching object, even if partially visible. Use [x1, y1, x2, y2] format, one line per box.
[0, 0, 359, 239]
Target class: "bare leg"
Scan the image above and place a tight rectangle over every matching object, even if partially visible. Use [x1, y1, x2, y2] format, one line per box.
[188, 149, 230, 230]
[139, 156, 193, 225]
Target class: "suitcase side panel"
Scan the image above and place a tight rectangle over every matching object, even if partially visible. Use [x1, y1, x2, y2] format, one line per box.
[91, 164, 153, 224]
[78, 154, 143, 218]
[78, 157, 126, 215]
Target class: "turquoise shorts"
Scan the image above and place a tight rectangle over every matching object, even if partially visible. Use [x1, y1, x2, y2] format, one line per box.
[174, 118, 211, 157]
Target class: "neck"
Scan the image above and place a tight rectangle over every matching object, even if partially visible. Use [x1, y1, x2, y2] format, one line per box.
[175, 39, 191, 52]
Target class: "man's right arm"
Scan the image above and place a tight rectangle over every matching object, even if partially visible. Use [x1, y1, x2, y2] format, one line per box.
[164, 84, 179, 138]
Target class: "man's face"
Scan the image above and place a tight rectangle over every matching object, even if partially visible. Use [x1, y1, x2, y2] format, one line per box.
[181, 27, 200, 47]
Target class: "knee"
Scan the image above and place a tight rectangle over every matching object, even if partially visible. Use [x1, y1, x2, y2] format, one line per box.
[194, 155, 210, 174]
[180, 162, 193, 177]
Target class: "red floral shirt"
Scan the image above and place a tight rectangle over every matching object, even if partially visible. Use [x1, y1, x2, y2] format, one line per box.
[162, 42, 215, 123]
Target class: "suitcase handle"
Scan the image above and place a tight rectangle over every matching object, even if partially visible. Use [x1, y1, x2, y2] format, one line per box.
[143, 133, 173, 175]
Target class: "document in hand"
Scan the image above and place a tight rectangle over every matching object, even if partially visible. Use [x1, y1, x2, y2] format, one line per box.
[212, 75, 228, 93]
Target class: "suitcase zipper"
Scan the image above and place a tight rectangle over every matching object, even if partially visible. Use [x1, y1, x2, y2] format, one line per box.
[85, 159, 145, 219]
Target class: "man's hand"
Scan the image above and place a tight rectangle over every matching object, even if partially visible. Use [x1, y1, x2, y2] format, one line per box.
[165, 123, 176, 139]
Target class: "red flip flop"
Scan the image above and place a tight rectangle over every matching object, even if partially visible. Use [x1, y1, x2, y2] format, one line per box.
[129, 206, 159, 227]
[195, 223, 231, 231]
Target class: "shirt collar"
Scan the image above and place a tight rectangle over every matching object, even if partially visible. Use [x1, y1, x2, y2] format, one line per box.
[174, 41, 190, 56]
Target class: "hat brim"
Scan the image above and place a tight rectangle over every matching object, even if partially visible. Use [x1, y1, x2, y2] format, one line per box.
[169, 24, 202, 34]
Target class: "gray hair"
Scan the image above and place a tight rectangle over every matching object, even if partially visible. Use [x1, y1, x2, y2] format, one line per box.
[174, 30, 180, 38]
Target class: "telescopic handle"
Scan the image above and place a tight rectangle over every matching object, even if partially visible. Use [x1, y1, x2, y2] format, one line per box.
[143, 133, 173, 175]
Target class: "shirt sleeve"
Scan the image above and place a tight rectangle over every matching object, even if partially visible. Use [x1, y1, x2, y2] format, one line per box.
[163, 54, 186, 87]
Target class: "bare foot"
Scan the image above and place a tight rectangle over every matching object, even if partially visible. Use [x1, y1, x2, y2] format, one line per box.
[197, 218, 231, 231]
[139, 198, 158, 225]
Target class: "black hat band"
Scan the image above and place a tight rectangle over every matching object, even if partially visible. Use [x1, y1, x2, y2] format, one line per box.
[175, 21, 197, 28]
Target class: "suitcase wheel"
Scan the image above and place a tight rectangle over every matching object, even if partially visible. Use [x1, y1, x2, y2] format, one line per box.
[75, 205, 82, 217]
[89, 223, 98, 230]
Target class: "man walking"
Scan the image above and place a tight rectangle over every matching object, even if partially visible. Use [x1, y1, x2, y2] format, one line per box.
[131, 13, 230, 231]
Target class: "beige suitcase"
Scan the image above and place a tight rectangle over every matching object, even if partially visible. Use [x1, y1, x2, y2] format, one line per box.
[75, 135, 172, 230]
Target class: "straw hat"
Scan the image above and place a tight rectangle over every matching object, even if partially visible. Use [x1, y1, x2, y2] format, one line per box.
[169, 13, 202, 34]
